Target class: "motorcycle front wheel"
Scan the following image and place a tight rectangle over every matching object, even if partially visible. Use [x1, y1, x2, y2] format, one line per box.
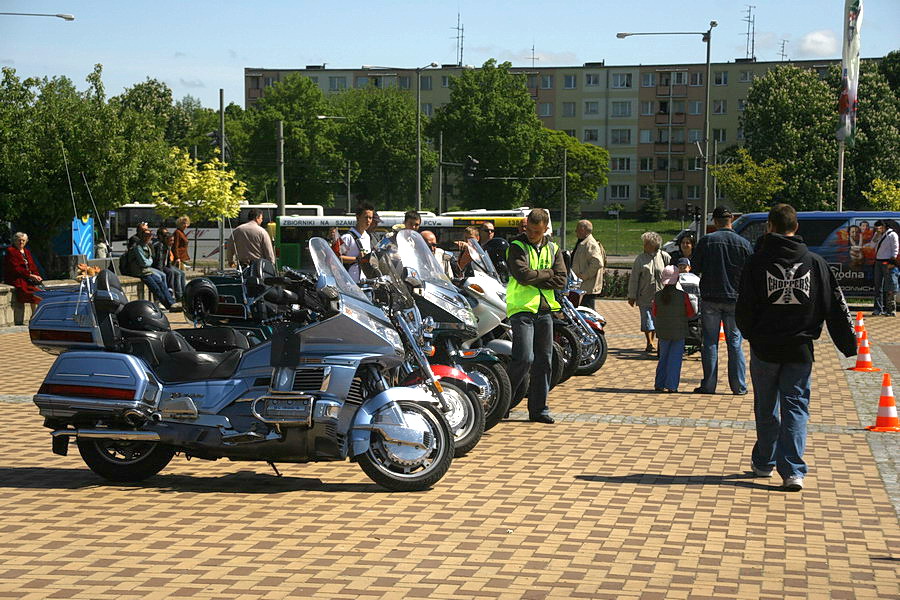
[465, 362, 512, 431]
[77, 438, 175, 482]
[358, 401, 454, 492]
[575, 333, 608, 376]
[549, 341, 564, 390]
[438, 380, 485, 457]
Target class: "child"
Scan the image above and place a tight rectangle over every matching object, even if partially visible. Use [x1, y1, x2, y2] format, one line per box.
[652, 265, 697, 392]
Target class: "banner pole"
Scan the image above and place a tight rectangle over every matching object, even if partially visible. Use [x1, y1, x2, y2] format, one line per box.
[837, 140, 845, 212]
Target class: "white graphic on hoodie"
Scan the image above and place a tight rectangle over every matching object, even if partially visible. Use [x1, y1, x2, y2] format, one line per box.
[766, 262, 811, 305]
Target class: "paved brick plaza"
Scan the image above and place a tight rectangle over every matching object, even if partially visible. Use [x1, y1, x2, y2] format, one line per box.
[0, 300, 898, 599]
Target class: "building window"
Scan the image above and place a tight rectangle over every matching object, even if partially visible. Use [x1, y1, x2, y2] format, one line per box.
[640, 101, 654, 116]
[562, 102, 576, 117]
[641, 73, 656, 87]
[264, 76, 276, 87]
[355, 76, 369, 88]
[611, 129, 632, 144]
[669, 185, 684, 200]
[308, 76, 319, 85]
[583, 128, 599, 142]
[611, 157, 631, 172]
[688, 129, 703, 142]
[690, 72, 703, 86]
[611, 101, 631, 117]
[639, 129, 653, 144]
[713, 128, 727, 142]
[672, 129, 685, 143]
[640, 185, 653, 200]
[585, 73, 600, 86]
[440, 75, 450, 88]
[541, 75, 554, 89]
[640, 157, 654, 171]
[670, 157, 684, 170]
[688, 157, 703, 170]
[657, 157, 669, 170]
[713, 99, 727, 115]
[420, 76, 432, 90]
[399, 76, 410, 89]
[527, 74, 537, 88]
[687, 185, 700, 200]
[584, 101, 600, 115]
[564, 74, 577, 89]
[611, 73, 632, 88]
[737, 99, 747, 112]
[657, 129, 669, 143]
[563, 129, 576, 137]
[610, 185, 630, 200]
[714, 71, 728, 85]
[672, 72, 687, 85]
[538, 102, 553, 117]
[736, 127, 745, 141]
[739, 70, 754, 82]
[421, 103, 433, 116]
[329, 76, 347, 91]
[688, 100, 703, 115]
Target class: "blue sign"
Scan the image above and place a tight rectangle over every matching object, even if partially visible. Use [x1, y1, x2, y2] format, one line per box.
[72, 216, 94, 259]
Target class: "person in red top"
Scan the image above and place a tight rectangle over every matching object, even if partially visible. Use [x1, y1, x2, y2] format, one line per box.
[173, 216, 191, 268]
[651, 265, 697, 392]
[3, 232, 43, 305]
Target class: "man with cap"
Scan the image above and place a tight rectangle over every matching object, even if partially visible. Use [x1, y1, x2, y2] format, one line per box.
[690, 205, 753, 395]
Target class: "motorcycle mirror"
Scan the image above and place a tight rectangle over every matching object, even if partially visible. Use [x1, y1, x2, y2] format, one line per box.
[402, 267, 422, 288]
[319, 285, 340, 300]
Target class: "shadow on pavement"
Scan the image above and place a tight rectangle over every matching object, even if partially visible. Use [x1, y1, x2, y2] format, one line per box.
[0, 466, 393, 494]
[608, 348, 655, 361]
[576, 472, 776, 491]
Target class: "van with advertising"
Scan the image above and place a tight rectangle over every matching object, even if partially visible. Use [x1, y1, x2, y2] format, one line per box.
[730, 211, 900, 297]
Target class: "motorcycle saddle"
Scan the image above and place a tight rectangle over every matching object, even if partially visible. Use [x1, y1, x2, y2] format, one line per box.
[176, 327, 251, 352]
[121, 328, 243, 383]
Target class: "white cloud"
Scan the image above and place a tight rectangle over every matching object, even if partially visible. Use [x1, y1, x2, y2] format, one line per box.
[797, 29, 839, 57]
[0, 58, 14, 65]
[174, 52, 187, 59]
[179, 78, 205, 89]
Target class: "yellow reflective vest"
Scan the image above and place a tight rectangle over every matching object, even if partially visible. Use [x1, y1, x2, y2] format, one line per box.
[506, 239, 561, 317]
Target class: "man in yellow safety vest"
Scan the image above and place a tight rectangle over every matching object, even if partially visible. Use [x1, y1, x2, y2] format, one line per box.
[506, 208, 568, 424]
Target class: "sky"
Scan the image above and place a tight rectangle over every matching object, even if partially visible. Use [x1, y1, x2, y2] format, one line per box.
[1, 0, 898, 109]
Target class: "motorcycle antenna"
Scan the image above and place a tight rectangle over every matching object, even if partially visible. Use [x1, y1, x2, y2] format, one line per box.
[81, 172, 120, 276]
[60, 140, 78, 222]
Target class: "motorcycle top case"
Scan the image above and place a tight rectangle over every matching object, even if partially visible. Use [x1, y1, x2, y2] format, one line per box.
[28, 288, 108, 353]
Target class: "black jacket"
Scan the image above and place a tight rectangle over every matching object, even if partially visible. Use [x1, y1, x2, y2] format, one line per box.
[736, 233, 857, 363]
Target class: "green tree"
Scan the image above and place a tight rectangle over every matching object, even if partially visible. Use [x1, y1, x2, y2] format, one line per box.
[879, 49, 900, 96]
[328, 86, 437, 210]
[709, 147, 785, 212]
[638, 186, 666, 222]
[863, 178, 900, 211]
[530, 129, 610, 217]
[425, 59, 545, 209]
[741, 65, 837, 210]
[242, 74, 344, 206]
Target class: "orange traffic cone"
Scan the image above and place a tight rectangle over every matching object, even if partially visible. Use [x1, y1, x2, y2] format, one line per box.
[848, 331, 881, 372]
[866, 373, 900, 432]
[854, 311, 866, 345]
[718, 322, 726, 342]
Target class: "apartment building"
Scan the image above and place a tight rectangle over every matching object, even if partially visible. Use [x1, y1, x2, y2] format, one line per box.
[245, 58, 838, 212]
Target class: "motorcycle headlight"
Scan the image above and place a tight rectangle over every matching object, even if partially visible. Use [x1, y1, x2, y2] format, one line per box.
[342, 306, 402, 350]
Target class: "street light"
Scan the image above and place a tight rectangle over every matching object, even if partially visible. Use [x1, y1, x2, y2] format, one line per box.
[0, 12, 74, 20]
[617, 21, 717, 240]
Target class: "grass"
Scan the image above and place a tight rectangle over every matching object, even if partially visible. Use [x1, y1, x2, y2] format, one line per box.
[560, 217, 687, 256]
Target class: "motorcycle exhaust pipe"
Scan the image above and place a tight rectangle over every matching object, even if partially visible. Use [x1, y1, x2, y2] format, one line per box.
[51, 429, 161, 442]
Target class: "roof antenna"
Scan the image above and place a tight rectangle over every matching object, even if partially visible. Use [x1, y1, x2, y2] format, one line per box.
[80, 172, 119, 276]
[779, 39, 789, 61]
[452, 13, 464, 66]
[742, 5, 757, 60]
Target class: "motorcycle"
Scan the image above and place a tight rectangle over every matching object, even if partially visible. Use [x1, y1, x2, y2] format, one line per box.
[28, 237, 454, 491]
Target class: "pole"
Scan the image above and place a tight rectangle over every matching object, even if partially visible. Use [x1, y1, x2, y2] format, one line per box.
[438, 130, 444, 214]
[346, 160, 352, 213]
[276, 120, 285, 217]
[836, 141, 845, 212]
[701, 26, 713, 241]
[711, 139, 718, 204]
[561, 148, 567, 250]
[416, 68, 422, 211]
[218, 89, 225, 271]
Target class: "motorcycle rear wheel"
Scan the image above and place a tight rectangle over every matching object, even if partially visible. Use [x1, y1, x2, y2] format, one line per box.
[358, 401, 454, 491]
[466, 362, 512, 431]
[77, 438, 175, 482]
[553, 324, 582, 385]
[438, 380, 485, 457]
[575, 333, 608, 376]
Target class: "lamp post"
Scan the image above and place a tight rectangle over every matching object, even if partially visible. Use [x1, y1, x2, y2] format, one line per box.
[617, 21, 717, 240]
[0, 12, 74, 20]
[415, 63, 439, 211]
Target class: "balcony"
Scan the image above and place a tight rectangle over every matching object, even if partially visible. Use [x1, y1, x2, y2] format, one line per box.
[653, 169, 685, 181]
[656, 84, 687, 97]
[654, 143, 686, 153]
[655, 112, 686, 125]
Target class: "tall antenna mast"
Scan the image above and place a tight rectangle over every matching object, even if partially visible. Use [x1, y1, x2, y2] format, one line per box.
[779, 39, 789, 61]
[531, 43, 539, 69]
[743, 5, 757, 60]
[453, 13, 464, 66]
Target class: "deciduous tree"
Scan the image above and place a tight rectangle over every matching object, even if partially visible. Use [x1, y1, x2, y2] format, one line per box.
[709, 147, 785, 212]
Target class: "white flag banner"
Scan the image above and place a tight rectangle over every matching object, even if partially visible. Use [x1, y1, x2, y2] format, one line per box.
[837, 0, 863, 144]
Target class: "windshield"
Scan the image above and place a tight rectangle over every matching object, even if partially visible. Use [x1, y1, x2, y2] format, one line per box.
[308, 237, 368, 302]
[466, 239, 501, 280]
[392, 229, 454, 287]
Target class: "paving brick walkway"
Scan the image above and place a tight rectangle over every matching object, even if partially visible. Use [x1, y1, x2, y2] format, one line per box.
[0, 301, 898, 599]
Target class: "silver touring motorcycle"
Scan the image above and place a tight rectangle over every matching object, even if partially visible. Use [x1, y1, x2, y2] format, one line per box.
[28, 237, 454, 491]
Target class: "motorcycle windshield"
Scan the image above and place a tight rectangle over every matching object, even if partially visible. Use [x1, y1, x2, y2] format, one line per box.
[466, 239, 501, 280]
[308, 237, 369, 303]
[393, 229, 455, 290]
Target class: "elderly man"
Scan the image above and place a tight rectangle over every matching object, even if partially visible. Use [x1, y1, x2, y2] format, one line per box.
[422, 230, 458, 279]
[226, 209, 276, 268]
[571, 220, 606, 310]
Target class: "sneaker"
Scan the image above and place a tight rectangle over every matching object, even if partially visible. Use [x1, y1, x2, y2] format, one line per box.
[782, 476, 804, 491]
[870, 311, 883, 317]
[645, 343, 655, 353]
[693, 386, 712, 394]
[751, 463, 773, 478]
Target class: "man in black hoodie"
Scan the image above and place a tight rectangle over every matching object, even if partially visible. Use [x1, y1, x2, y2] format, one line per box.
[736, 204, 857, 492]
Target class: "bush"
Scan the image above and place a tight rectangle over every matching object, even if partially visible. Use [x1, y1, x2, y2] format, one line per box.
[600, 269, 630, 298]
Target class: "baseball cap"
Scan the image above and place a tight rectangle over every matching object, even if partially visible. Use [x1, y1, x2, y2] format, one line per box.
[661, 265, 679, 285]
[676, 257, 691, 267]
[712, 206, 733, 219]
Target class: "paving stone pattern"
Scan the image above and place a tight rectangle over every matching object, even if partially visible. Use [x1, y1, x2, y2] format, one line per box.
[0, 301, 898, 599]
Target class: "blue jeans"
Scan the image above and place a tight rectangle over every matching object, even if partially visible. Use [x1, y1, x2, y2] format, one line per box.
[142, 271, 175, 308]
[163, 266, 186, 299]
[873, 262, 897, 314]
[749, 348, 812, 479]
[655, 338, 685, 391]
[699, 300, 746, 394]
[508, 311, 554, 418]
